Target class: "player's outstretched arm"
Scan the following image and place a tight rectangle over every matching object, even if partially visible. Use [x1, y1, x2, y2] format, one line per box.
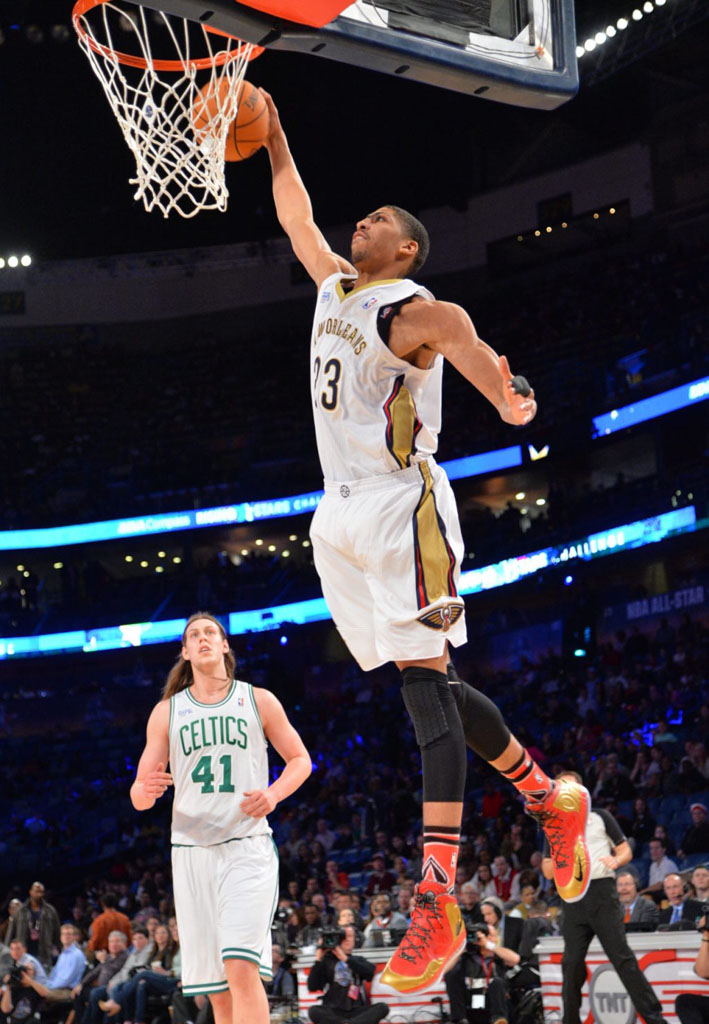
[388, 299, 537, 426]
[240, 689, 312, 818]
[130, 700, 172, 811]
[260, 90, 353, 287]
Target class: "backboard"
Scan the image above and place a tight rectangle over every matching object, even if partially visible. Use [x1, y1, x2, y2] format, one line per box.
[144, 0, 579, 110]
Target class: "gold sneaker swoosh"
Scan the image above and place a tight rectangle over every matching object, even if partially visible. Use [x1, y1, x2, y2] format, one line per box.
[557, 840, 589, 902]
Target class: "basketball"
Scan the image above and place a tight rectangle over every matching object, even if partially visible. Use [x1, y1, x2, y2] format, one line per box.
[192, 79, 269, 163]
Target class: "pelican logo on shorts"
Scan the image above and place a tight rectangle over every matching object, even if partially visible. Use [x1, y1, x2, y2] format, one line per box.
[417, 604, 463, 632]
[362, 296, 378, 309]
[588, 965, 636, 1024]
[340, 485, 350, 498]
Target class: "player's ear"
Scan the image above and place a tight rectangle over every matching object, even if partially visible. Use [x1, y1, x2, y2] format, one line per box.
[399, 237, 418, 262]
[182, 646, 190, 662]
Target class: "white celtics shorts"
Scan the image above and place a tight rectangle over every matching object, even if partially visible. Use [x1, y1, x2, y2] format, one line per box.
[172, 834, 279, 996]
[310, 457, 467, 671]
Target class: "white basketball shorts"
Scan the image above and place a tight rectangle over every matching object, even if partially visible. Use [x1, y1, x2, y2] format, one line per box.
[172, 834, 279, 996]
[310, 457, 467, 671]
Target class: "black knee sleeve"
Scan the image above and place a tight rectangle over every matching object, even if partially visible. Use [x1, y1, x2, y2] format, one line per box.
[401, 667, 466, 803]
[447, 664, 511, 762]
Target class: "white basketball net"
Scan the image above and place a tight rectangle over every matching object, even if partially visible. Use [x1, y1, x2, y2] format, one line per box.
[73, 1, 256, 218]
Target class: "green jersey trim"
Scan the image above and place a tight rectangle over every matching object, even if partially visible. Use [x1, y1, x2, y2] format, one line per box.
[185, 679, 236, 709]
[247, 683, 266, 743]
[171, 829, 271, 849]
[169, 694, 174, 735]
[181, 982, 229, 996]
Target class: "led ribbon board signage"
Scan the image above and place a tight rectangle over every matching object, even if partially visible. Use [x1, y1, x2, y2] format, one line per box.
[0, 505, 696, 659]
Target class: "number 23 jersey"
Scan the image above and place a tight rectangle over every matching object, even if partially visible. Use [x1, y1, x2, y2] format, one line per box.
[168, 679, 271, 846]
[311, 273, 442, 482]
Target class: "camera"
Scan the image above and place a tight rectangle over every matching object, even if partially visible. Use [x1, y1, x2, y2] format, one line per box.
[9, 965, 28, 986]
[695, 904, 709, 932]
[319, 926, 346, 949]
[273, 907, 290, 925]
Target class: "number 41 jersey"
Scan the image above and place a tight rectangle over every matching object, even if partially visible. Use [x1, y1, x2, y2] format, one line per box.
[311, 273, 442, 482]
[168, 679, 271, 846]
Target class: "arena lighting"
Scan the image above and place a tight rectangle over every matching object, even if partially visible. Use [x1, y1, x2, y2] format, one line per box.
[0, 446, 524, 551]
[7, 256, 18, 268]
[0, 506, 698, 659]
[576, 0, 669, 58]
[593, 374, 709, 436]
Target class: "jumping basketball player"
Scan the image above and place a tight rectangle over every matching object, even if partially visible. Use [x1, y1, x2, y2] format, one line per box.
[130, 612, 311, 1024]
[262, 90, 591, 994]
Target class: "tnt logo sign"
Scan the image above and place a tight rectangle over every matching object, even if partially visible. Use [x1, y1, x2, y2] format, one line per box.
[588, 965, 636, 1024]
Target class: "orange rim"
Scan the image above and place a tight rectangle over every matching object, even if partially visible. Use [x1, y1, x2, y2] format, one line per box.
[72, 0, 264, 72]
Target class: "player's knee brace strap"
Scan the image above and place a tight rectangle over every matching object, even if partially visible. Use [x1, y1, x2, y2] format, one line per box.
[401, 667, 466, 803]
[449, 677, 511, 762]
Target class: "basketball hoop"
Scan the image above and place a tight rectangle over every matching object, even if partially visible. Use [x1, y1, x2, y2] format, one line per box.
[72, 0, 264, 218]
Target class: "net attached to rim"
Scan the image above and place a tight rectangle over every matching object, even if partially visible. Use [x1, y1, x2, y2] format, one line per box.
[72, 0, 263, 218]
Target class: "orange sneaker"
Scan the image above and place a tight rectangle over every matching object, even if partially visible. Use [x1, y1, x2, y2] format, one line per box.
[379, 881, 466, 992]
[526, 779, 591, 903]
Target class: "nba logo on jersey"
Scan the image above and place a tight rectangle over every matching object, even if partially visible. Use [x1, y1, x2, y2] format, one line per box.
[362, 296, 378, 309]
[237, 697, 244, 706]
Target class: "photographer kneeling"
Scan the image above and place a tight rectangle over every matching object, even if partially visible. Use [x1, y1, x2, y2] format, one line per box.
[307, 925, 389, 1024]
[675, 913, 709, 1024]
[445, 896, 523, 1024]
[0, 940, 49, 1024]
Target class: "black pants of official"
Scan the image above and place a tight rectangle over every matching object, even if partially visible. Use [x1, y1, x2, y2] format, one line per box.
[676, 994, 709, 1024]
[561, 878, 664, 1024]
[309, 1002, 389, 1023]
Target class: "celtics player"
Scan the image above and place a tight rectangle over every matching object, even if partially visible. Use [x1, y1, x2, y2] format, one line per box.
[262, 90, 591, 994]
[130, 613, 311, 1024]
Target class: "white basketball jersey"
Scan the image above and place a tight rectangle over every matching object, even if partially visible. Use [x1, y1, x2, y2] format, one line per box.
[168, 679, 271, 847]
[311, 273, 443, 481]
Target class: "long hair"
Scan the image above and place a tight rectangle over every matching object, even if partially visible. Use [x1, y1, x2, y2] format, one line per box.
[161, 612, 235, 700]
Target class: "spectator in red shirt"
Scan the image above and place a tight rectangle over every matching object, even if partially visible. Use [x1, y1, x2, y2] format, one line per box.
[86, 893, 132, 954]
[365, 855, 397, 898]
[481, 778, 504, 819]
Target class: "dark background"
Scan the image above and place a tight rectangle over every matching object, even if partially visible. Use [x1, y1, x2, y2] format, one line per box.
[0, 0, 707, 261]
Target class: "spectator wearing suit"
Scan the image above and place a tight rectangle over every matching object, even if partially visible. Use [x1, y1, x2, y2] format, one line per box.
[658, 874, 703, 929]
[616, 871, 659, 932]
[86, 894, 132, 955]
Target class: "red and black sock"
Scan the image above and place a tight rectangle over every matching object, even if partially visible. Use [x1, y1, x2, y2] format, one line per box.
[499, 749, 552, 803]
[422, 825, 460, 892]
